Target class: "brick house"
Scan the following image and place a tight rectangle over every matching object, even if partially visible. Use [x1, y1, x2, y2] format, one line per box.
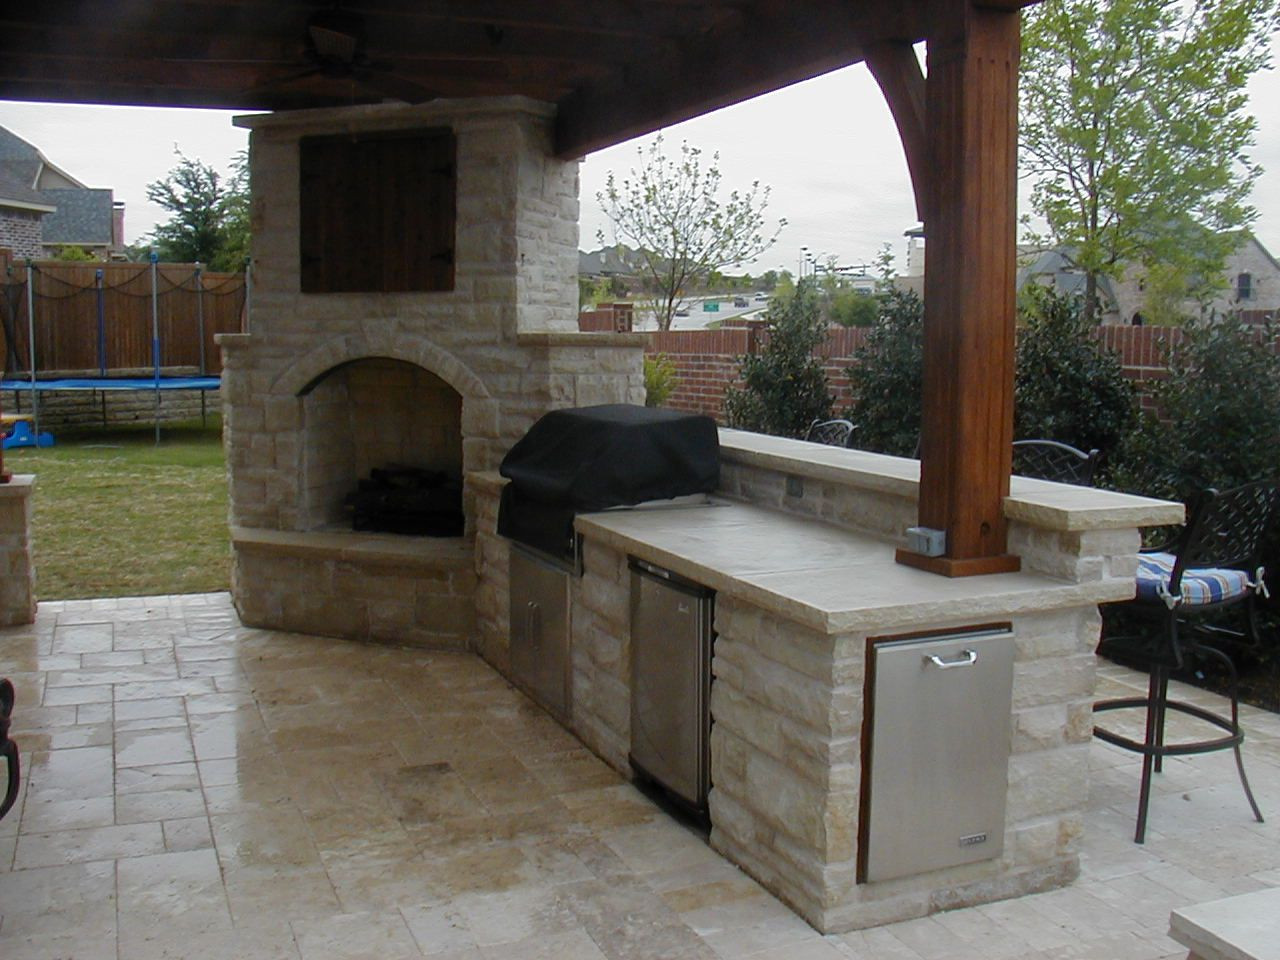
[1017, 234, 1280, 324]
[0, 126, 125, 261]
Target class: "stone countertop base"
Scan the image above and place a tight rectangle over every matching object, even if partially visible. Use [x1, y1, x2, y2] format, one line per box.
[1169, 887, 1280, 960]
[0, 474, 36, 628]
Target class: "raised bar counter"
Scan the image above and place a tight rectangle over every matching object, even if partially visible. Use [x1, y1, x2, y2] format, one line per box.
[469, 431, 1183, 933]
[577, 498, 1137, 635]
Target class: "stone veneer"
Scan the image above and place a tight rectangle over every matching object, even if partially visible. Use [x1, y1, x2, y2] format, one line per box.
[220, 99, 644, 645]
[0, 475, 36, 627]
[469, 431, 1181, 933]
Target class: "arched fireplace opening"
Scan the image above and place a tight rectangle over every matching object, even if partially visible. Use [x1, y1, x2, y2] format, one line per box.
[297, 357, 464, 534]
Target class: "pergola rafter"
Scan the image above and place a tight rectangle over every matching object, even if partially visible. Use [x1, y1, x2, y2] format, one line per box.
[0, 0, 1037, 574]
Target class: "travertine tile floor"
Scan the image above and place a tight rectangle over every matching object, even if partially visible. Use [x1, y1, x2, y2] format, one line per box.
[2, 593, 1279, 959]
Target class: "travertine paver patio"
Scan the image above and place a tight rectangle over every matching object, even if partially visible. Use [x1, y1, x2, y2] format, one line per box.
[1, 593, 1278, 960]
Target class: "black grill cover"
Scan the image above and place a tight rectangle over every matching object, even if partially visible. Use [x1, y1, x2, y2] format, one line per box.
[498, 404, 719, 559]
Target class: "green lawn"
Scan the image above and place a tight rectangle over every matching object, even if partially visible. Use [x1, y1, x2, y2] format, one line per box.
[4, 419, 230, 600]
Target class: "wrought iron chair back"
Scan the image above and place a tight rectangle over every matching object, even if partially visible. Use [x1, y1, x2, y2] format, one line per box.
[1169, 481, 1280, 595]
[804, 418, 855, 448]
[1093, 479, 1280, 843]
[1011, 439, 1099, 486]
[0, 678, 17, 821]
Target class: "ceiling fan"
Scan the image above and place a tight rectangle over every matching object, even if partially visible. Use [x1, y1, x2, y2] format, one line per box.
[246, 6, 437, 105]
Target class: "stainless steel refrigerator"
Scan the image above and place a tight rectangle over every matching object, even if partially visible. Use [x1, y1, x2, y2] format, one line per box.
[628, 558, 714, 814]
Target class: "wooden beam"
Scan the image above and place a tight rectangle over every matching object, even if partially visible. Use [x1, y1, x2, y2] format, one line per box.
[896, 1, 1021, 577]
[554, 0, 929, 158]
[865, 42, 929, 221]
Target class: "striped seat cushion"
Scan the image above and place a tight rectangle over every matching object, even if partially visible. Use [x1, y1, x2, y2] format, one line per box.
[1136, 552, 1252, 606]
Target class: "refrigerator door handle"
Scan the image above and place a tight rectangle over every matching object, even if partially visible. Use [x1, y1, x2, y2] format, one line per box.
[925, 649, 977, 669]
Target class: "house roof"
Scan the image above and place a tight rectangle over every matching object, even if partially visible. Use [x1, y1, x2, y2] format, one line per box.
[0, 164, 55, 213]
[0, 0, 963, 159]
[579, 245, 647, 277]
[0, 125, 87, 189]
[39, 188, 114, 245]
[1016, 247, 1119, 311]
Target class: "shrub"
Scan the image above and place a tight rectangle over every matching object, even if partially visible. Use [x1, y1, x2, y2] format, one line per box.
[846, 285, 1137, 462]
[723, 281, 832, 437]
[843, 288, 924, 456]
[1014, 285, 1135, 460]
[1110, 316, 1280, 502]
[643, 353, 679, 407]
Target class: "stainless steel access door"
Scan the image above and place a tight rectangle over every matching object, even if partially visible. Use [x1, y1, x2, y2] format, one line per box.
[864, 628, 1016, 883]
[629, 559, 714, 811]
[508, 544, 571, 721]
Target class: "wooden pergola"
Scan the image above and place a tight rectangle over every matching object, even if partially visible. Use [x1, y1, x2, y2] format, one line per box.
[0, 0, 1032, 575]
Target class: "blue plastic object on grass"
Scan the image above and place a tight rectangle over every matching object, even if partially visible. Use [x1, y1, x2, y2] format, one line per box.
[1, 420, 55, 450]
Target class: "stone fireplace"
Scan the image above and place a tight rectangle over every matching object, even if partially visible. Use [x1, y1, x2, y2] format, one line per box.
[220, 98, 645, 647]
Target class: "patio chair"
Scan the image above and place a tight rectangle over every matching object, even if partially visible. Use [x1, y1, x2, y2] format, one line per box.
[1094, 481, 1280, 843]
[1, 678, 17, 821]
[1012, 439, 1099, 485]
[804, 418, 856, 448]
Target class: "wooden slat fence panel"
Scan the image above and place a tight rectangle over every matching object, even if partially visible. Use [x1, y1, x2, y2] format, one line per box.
[0, 261, 246, 377]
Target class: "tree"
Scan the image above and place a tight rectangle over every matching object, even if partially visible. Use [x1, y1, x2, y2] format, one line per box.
[829, 289, 878, 327]
[1019, 0, 1278, 322]
[1013, 285, 1135, 459]
[597, 135, 785, 331]
[146, 149, 249, 271]
[723, 281, 832, 437]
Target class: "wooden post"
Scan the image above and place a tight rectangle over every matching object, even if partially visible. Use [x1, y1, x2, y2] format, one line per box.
[895, 2, 1022, 577]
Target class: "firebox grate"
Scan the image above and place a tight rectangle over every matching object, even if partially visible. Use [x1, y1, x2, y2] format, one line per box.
[343, 466, 464, 537]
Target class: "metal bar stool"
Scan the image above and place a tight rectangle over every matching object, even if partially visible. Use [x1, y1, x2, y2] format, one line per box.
[804, 418, 855, 448]
[1012, 439, 1100, 486]
[1, 678, 18, 821]
[1095, 481, 1279, 843]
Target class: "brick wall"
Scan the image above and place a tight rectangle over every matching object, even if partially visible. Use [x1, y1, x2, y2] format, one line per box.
[647, 326, 870, 419]
[645, 323, 1280, 421]
[0, 211, 44, 259]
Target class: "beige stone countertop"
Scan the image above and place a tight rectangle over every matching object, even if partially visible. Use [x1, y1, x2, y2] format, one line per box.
[576, 498, 1137, 635]
[719, 429, 1184, 532]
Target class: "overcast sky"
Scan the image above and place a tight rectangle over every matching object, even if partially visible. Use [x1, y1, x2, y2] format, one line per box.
[2, 56, 1277, 271]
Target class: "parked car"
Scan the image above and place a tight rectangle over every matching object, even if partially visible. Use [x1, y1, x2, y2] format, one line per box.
[675, 307, 689, 317]
[753, 292, 769, 302]
[733, 297, 749, 307]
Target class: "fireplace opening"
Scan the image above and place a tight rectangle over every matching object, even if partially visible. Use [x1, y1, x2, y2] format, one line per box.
[345, 465, 464, 536]
[298, 357, 464, 534]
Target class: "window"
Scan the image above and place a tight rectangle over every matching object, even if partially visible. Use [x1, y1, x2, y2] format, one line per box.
[1237, 273, 1253, 301]
[299, 128, 456, 293]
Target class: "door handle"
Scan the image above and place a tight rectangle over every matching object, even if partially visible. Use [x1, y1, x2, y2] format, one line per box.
[925, 649, 977, 669]
[526, 601, 541, 652]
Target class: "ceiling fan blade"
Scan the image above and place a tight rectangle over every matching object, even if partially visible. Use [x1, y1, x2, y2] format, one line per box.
[163, 57, 299, 66]
[261, 66, 325, 87]
[359, 71, 437, 104]
[243, 66, 327, 103]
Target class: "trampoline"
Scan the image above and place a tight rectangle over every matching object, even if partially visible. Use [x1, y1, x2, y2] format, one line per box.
[2, 257, 246, 444]
[1, 377, 219, 393]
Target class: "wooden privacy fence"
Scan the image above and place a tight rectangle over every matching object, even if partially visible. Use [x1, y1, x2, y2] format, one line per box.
[1, 260, 247, 377]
